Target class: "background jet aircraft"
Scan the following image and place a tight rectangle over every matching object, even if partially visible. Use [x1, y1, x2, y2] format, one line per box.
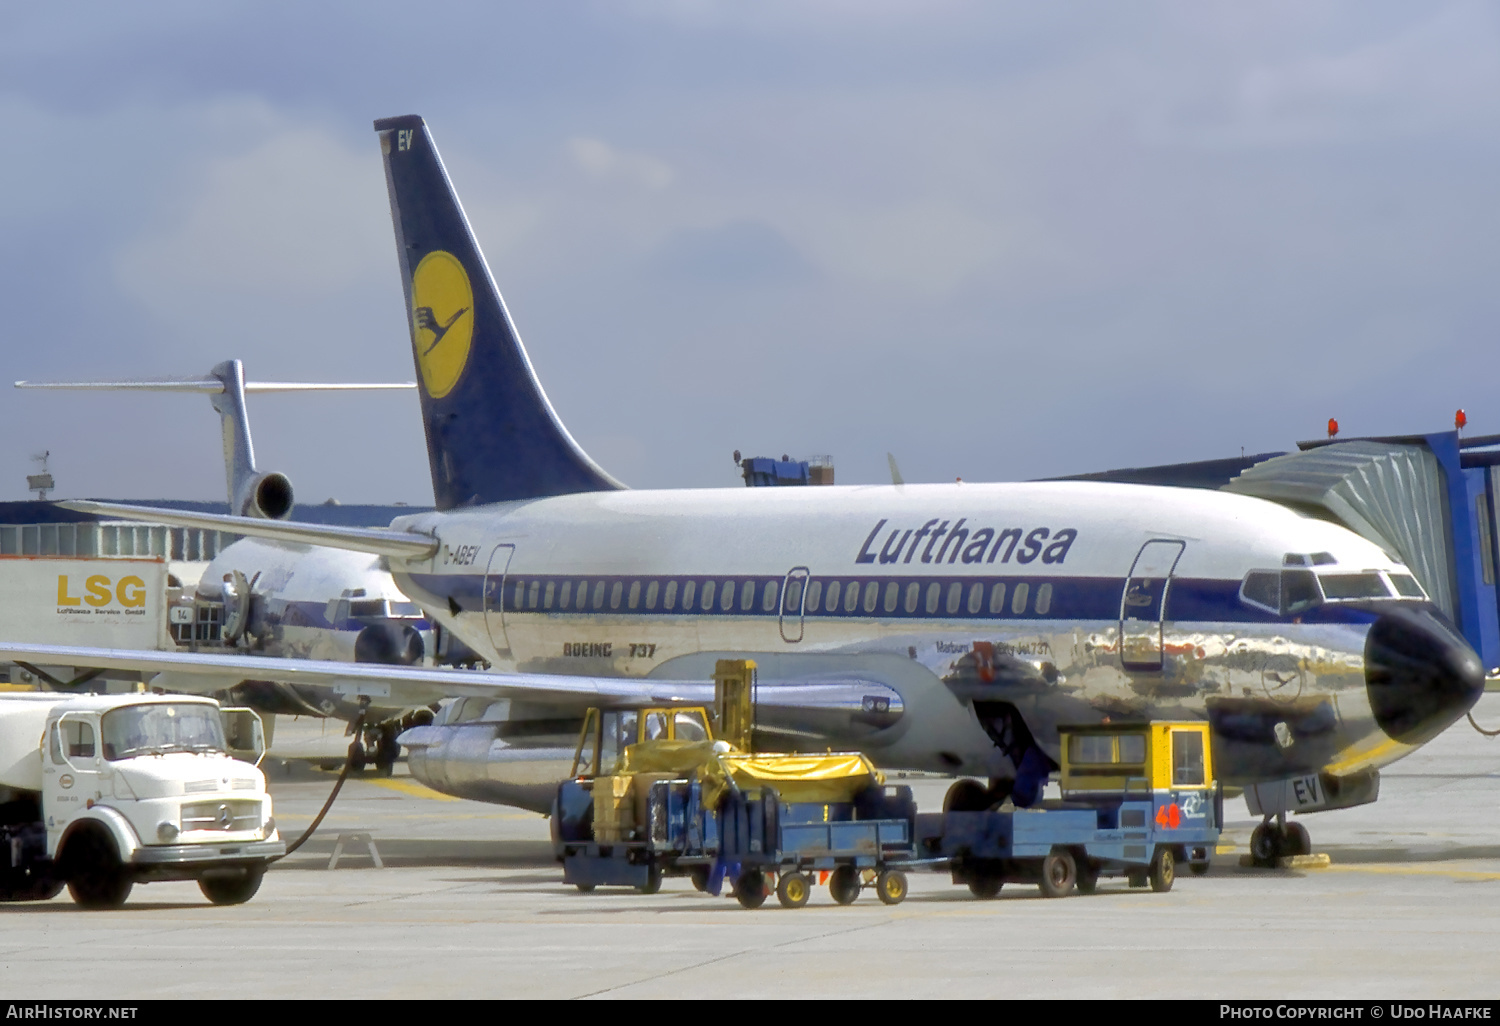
[15, 361, 446, 771]
[1, 115, 1483, 866]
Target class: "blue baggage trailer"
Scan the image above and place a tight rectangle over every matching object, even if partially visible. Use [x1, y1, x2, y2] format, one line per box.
[917, 721, 1222, 897]
[551, 701, 919, 909]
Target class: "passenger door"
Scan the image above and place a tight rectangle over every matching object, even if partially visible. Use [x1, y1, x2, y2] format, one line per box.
[1120, 540, 1185, 672]
[483, 544, 516, 657]
[779, 566, 810, 643]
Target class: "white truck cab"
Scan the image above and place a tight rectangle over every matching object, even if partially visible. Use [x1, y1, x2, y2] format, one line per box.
[0, 692, 284, 908]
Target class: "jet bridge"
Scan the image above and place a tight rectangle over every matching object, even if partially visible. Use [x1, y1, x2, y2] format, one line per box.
[1223, 431, 1500, 675]
[1061, 430, 1500, 675]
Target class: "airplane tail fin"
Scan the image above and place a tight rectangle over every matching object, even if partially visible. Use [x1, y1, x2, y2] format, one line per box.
[373, 114, 624, 510]
[14, 363, 413, 519]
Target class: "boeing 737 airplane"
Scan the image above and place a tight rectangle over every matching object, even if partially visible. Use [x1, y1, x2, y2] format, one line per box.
[0, 115, 1483, 864]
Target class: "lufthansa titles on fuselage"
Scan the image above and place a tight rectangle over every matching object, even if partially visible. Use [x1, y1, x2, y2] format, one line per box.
[855, 518, 1078, 567]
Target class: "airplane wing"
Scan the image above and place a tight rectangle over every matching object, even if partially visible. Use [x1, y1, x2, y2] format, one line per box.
[58, 500, 435, 560]
[0, 643, 903, 733]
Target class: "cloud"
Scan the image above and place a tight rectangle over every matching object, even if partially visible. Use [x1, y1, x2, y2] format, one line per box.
[567, 137, 676, 189]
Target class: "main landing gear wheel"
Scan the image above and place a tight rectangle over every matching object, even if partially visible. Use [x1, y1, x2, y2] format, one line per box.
[777, 872, 811, 908]
[875, 869, 908, 906]
[1038, 849, 1076, 898]
[199, 868, 264, 906]
[1189, 861, 1210, 877]
[1282, 821, 1311, 857]
[1149, 847, 1175, 893]
[735, 869, 768, 910]
[829, 865, 861, 905]
[943, 779, 990, 813]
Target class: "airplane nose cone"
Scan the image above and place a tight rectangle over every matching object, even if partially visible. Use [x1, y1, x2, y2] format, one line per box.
[1366, 606, 1485, 746]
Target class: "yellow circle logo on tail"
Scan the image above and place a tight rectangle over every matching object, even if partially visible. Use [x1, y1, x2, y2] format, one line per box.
[410, 250, 474, 398]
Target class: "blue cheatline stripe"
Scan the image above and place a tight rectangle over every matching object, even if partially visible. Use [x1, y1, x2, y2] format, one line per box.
[402, 571, 1388, 627]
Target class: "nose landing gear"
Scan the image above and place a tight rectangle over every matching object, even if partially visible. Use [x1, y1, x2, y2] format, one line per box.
[1249, 814, 1311, 866]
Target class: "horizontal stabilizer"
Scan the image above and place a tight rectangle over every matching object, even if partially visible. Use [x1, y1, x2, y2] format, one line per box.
[16, 379, 413, 393]
[58, 500, 437, 560]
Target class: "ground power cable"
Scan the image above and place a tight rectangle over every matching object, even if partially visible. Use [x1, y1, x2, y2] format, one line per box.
[274, 707, 367, 860]
[1467, 710, 1500, 738]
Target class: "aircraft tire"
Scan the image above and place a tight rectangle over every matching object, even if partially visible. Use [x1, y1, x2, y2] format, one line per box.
[1282, 821, 1311, 857]
[943, 779, 991, 813]
[636, 863, 662, 895]
[689, 866, 711, 892]
[1189, 861, 1210, 877]
[1249, 823, 1281, 866]
[1149, 847, 1175, 893]
[1038, 848, 1076, 898]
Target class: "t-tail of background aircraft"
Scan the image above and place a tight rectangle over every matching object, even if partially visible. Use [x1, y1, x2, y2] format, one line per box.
[1, 116, 1483, 867]
[14, 363, 443, 771]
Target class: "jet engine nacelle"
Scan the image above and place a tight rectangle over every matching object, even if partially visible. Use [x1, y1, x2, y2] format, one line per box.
[236, 471, 294, 520]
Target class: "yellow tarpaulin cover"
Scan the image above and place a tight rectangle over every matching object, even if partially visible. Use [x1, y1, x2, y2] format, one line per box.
[619, 739, 719, 776]
[701, 752, 882, 807]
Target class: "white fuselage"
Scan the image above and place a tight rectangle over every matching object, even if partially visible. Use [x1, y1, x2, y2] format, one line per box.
[388, 479, 1453, 800]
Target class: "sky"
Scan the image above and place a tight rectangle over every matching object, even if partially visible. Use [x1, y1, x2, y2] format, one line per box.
[2, 2, 1498, 505]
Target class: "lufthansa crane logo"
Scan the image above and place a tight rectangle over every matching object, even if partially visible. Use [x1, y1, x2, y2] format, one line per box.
[410, 250, 474, 398]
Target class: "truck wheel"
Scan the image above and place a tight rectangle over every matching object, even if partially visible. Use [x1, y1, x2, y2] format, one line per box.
[967, 874, 1002, 899]
[734, 869, 767, 909]
[64, 829, 133, 910]
[1075, 858, 1100, 895]
[1038, 849, 1076, 898]
[828, 865, 861, 905]
[1149, 846, 1175, 893]
[689, 866, 711, 893]
[875, 869, 908, 905]
[199, 869, 264, 906]
[776, 872, 811, 908]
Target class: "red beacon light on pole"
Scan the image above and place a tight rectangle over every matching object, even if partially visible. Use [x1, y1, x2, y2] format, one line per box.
[1456, 409, 1468, 433]
[1327, 418, 1339, 439]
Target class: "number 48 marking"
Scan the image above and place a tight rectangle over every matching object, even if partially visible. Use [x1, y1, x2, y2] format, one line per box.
[1155, 803, 1182, 829]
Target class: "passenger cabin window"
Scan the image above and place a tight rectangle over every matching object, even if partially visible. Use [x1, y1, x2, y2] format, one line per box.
[825, 581, 841, 613]
[1172, 730, 1205, 786]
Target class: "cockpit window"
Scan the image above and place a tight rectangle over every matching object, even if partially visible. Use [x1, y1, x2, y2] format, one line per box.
[1240, 572, 1280, 614]
[1389, 574, 1425, 598]
[349, 599, 386, 617]
[1318, 573, 1391, 600]
[1282, 570, 1321, 615]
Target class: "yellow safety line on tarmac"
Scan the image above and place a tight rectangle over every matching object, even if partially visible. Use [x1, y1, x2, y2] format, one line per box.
[1325, 864, 1500, 881]
[362, 776, 462, 801]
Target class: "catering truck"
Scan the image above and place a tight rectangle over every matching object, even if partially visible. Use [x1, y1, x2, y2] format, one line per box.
[0, 692, 284, 908]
